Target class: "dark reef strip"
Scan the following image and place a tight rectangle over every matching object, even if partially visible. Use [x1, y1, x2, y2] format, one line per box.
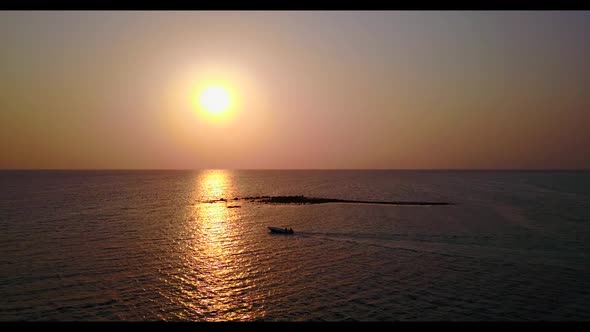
[255, 195, 452, 205]
[204, 195, 452, 205]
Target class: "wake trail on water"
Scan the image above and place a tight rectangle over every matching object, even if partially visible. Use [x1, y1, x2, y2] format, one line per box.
[293, 231, 590, 271]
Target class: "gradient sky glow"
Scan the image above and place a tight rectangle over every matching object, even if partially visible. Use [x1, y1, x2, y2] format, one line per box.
[1, 11, 589, 169]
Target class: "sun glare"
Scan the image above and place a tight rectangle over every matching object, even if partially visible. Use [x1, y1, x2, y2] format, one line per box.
[199, 85, 231, 114]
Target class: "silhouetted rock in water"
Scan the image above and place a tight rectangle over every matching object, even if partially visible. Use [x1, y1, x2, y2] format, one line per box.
[204, 198, 228, 203]
[255, 195, 452, 206]
[203, 195, 452, 205]
[243, 196, 270, 200]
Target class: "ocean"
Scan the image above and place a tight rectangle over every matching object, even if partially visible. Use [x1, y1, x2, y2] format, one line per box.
[1, 170, 589, 321]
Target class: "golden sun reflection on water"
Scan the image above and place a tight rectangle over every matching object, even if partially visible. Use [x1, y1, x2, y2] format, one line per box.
[171, 170, 265, 321]
[199, 171, 227, 200]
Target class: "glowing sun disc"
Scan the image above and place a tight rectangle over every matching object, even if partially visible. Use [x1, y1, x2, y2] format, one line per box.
[199, 85, 231, 114]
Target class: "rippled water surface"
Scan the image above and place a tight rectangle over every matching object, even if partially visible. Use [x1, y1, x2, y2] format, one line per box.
[1, 170, 590, 321]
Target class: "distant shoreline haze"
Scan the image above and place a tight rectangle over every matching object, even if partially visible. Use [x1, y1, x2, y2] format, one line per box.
[1, 169, 589, 171]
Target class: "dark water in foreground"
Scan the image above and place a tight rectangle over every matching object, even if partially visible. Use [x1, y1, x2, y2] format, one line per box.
[1, 170, 590, 321]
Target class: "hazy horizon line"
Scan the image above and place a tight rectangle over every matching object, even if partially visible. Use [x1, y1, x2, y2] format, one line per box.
[1, 168, 589, 172]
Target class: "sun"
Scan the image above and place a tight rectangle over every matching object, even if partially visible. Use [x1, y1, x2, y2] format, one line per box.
[199, 85, 231, 114]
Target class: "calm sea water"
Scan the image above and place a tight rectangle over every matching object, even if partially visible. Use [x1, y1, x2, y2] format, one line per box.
[1, 170, 590, 321]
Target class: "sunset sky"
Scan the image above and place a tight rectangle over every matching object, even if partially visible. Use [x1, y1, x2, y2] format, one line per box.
[1, 11, 589, 169]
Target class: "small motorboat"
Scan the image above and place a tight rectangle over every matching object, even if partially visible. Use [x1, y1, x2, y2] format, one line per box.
[268, 226, 294, 234]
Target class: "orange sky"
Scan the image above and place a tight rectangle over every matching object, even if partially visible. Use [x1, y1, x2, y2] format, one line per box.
[1, 11, 589, 169]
